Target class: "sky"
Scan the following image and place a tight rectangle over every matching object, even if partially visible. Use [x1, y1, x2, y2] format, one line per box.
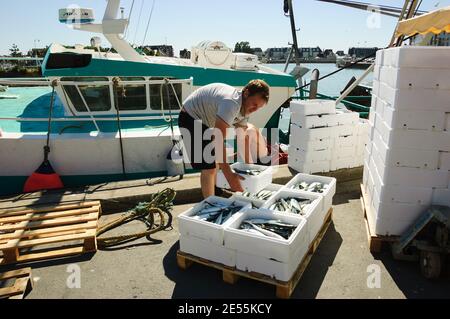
[1, 0, 448, 56]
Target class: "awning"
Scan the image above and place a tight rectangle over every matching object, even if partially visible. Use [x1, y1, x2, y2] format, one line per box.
[395, 6, 450, 37]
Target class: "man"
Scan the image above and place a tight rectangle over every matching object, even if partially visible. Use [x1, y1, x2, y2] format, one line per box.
[178, 79, 270, 198]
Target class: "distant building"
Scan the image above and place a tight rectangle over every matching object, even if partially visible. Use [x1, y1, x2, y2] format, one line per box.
[348, 47, 378, 58]
[322, 49, 335, 58]
[27, 48, 47, 58]
[300, 47, 322, 58]
[336, 50, 345, 57]
[265, 47, 290, 61]
[411, 31, 450, 46]
[179, 49, 191, 59]
[251, 47, 263, 60]
[142, 45, 174, 57]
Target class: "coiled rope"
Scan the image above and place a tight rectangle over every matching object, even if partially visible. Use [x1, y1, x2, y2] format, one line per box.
[96, 188, 175, 248]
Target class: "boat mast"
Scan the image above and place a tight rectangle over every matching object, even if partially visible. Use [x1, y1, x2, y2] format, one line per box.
[285, 0, 301, 66]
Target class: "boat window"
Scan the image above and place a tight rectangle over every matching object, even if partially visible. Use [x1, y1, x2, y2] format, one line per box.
[149, 83, 182, 110]
[114, 77, 147, 111]
[61, 77, 109, 82]
[63, 84, 111, 112]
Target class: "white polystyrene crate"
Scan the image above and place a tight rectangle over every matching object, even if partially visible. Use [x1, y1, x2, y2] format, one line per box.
[262, 189, 323, 244]
[178, 196, 250, 246]
[368, 107, 376, 127]
[289, 148, 333, 163]
[382, 106, 446, 131]
[179, 235, 236, 267]
[357, 119, 370, 137]
[371, 95, 378, 109]
[289, 137, 333, 152]
[375, 49, 384, 67]
[335, 124, 357, 138]
[231, 183, 282, 208]
[288, 157, 331, 174]
[377, 81, 450, 112]
[438, 151, 450, 171]
[379, 66, 450, 90]
[332, 145, 357, 159]
[369, 148, 449, 189]
[432, 188, 450, 206]
[290, 123, 335, 143]
[224, 208, 308, 263]
[372, 79, 380, 96]
[235, 246, 306, 282]
[373, 133, 440, 170]
[290, 99, 337, 117]
[372, 205, 429, 236]
[382, 46, 450, 69]
[374, 113, 390, 145]
[372, 179, 433, 206]
[216, 162, 273, 193]
[363, 143, 372, 163]
[293, 113, 339, 129]
[330, 156, 356, 170]
[356, 134, 369, 154]
[373, 122, 450, 153]
[335, 108, 360, 126]
[334, 135, 358, 148]
[371, 189, 429, 236]
[285, 173, 336, 214]
[374, 96, 386, 117]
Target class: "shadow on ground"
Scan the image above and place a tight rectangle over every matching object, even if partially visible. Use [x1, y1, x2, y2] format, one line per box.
[162, 223, 342, 299]
[374, 249, 450, 298]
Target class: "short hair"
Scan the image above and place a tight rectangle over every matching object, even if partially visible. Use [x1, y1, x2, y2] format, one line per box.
[243, 79, 269, 102]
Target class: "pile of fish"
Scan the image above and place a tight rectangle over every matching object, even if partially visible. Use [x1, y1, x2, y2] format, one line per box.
[241, 189, 275, 201]
[269, 197, 312, 215]
[240, 218, 296, 240]
[233, 168, 263, 176]
[192, 201, 243, 225]
[290, 181, 328, 193]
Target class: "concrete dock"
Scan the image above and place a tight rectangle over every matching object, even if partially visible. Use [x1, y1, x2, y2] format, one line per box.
[0, 166, 449, 299]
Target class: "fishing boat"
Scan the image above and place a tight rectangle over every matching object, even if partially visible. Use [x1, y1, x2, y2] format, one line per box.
[0, 0, 298, 195]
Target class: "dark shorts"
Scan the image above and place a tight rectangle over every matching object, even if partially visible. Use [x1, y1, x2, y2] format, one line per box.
[178, 110, 216, 170]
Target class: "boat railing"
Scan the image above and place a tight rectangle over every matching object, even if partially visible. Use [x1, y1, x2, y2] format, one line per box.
[0, 77, 193, 131]
[0, 78, 192, 86]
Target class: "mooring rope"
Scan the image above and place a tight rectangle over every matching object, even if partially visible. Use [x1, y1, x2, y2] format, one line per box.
[96, 188, 175, 248]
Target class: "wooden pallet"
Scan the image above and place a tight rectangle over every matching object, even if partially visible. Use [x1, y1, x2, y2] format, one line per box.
[177, 208, 333, 299]
[360, 184, 398, 253]
[0, 201, 101, 265]
[0, 267, 33, 299]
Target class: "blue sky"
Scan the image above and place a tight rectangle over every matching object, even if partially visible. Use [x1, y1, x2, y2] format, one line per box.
[1, 0, 448, 56]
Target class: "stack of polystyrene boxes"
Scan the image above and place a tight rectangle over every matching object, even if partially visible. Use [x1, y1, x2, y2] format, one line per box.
[363, 46, 450, 236]
[178, 172, 336, 281]
[288, 99, 366, 173]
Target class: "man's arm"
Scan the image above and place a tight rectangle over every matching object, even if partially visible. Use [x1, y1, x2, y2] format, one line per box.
[215, 117, 244, 192]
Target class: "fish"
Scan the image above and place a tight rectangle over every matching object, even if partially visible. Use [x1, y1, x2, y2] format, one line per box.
[242, 221, 285, 240]
[270, 197, 312, 215]
[291, 180, 328, 193]
[233, 168, 263, 176]
[240, 218, 296, 239]
[193, 201, 244, 225]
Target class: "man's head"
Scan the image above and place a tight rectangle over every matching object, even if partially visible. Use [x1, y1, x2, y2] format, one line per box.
[241, 79, 270, 116]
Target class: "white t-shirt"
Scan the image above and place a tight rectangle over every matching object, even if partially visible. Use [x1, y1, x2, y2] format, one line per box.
[182, 83, 248, 128]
